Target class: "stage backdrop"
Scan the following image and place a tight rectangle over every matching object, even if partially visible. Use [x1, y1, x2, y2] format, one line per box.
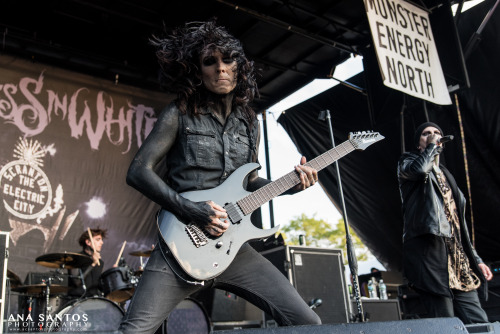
[0, 55, 172, 281]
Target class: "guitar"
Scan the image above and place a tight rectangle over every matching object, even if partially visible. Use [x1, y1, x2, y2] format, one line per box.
[157, 131, 384, 280]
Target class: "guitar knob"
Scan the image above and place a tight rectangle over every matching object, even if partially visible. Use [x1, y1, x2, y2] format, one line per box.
[216, 241, 223, 248]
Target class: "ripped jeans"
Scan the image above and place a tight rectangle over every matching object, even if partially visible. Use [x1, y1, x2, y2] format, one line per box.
[119, 240, 321, 334]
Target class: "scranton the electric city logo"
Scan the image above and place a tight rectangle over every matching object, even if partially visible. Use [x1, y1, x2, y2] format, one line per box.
[0, 138, 54, 221]
[0, 137, 77, 253]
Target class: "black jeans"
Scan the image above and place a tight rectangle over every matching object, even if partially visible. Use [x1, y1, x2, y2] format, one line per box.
[119, 241, 321, 334]
[418, 288, 489, 324]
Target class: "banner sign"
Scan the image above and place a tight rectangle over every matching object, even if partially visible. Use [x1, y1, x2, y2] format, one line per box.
[364, 0, 452, 105]
[0, 56, 172, 282]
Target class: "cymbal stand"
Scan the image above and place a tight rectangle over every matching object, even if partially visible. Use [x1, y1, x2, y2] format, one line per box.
[41, 277, 53, 331]
[41, 266, 65, 330]
[78, 268, 87, 299]
[26, 296, 35, 333]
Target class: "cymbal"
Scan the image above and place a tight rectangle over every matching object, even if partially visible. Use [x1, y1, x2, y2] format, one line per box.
[12, 284, 69, 295]
[36, 252, 92, 269]
[129, 249, 153, 257]
[7, 269, 22, 288]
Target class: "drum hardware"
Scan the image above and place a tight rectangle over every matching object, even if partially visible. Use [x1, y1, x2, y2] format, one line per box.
[12, 283, 69, 295]
[99, 259, 138, 303]
[14, 251, 91, 331]
[129, 249, 153, 257]
[15, 275, 68, 331]
[18, 294, 69, 331]
[129, 248, 151, 278]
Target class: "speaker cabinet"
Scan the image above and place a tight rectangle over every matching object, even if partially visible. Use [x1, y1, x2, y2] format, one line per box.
[261, 246, 350, 324]
[480, 274, 500, 322]
[353, 299, 401, 322]
[210, 289, 264, 329]
[397, 284, 428, 319]
[217, 317, 467, 334]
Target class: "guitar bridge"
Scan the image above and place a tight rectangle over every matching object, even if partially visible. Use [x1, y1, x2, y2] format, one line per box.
[185, 224, 208, 248]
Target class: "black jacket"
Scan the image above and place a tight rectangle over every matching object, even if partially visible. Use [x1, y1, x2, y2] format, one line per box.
[398, 144, 486, 297]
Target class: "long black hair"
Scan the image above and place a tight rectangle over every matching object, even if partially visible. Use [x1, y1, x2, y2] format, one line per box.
[151, 20, 258, 123]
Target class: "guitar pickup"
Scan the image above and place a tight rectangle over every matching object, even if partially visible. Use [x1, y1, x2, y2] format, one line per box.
[225, 202, 244, 224]
[185, 223, 208, 248]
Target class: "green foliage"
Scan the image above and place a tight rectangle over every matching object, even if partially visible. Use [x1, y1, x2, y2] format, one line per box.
[281, 213, 369, 262]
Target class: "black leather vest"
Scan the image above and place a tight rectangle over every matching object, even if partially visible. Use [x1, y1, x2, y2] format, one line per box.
[166, 105, 258, 193]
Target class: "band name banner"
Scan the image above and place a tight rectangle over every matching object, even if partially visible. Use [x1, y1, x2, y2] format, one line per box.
[363, 0, 452, 105]
[0, 56, 172, 281]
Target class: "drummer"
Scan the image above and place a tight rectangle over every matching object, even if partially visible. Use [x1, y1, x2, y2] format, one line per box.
[68, 228, 108, 298]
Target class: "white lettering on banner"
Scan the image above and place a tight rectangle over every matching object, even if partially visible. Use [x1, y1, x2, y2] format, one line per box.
[363, 0, 452, 105]
[0, 160, 52, 220]
[0, 72, 158, 151]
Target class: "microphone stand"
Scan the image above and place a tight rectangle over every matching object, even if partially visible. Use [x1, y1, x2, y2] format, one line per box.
[318, 109, 365, 322]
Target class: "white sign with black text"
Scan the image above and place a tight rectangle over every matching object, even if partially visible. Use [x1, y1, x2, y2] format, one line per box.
[364, 0, 452, 105]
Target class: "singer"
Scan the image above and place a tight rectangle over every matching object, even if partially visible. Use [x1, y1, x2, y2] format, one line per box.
[397, 122, 493, 324]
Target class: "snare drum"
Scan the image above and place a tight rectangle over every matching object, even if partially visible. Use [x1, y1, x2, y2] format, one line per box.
[99, 267, 135, 303]
[48, 297, 123, 332]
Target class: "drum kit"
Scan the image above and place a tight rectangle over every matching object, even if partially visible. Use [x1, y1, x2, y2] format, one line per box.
[9, 249, 152, 332]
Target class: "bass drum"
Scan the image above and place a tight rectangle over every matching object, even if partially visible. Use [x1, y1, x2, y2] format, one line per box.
[48, 297, 124, 332]
[155, 298, 211, 334]
[18, 295, 71, 331]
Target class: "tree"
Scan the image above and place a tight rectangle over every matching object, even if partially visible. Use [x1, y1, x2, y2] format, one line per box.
[281, 213, 369, 262]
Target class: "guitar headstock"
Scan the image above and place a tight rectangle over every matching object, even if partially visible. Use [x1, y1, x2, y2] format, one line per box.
[349, 131, 385, 150]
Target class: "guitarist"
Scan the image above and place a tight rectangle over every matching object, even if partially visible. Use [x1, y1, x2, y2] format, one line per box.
[120, 20, 320, 333]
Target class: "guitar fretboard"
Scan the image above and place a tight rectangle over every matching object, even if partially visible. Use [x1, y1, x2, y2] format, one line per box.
[237, 139, 355, 215]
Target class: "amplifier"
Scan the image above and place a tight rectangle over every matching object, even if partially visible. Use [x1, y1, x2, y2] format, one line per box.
[261, 246, 351, 324]
[480, 275, 500, 322]
[490, 261, 500, 278]
[353, 299, 401, 322]
[24, 271, 69, 287]
[211, 289, 263, 323]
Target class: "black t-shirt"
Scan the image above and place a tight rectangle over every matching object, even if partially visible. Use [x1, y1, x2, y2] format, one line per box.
[68, 251, 104, 298]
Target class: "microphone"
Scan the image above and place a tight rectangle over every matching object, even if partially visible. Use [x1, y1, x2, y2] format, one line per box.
[309, 298, 323, 309]
[438, 135, 454, 144]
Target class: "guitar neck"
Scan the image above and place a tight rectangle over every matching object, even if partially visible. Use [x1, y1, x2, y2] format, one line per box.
[237, 139, 355, 215]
